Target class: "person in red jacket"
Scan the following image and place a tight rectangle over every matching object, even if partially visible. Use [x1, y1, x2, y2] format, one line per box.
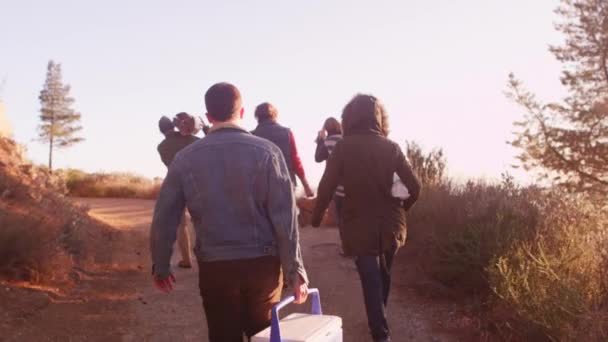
[252, 103, 314, 197]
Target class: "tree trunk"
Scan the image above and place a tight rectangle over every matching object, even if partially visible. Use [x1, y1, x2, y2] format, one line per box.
[48, 132, 53, 173]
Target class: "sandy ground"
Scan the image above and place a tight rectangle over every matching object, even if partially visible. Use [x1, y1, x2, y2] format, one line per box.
[2, 198, 474, 342]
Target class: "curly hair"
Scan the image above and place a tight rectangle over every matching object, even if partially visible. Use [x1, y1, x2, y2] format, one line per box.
[173, 112, 196, 135]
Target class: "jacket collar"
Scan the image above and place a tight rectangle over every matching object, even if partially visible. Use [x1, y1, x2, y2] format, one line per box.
[255, 119, 279, 127]
[209, 122, 249, 134]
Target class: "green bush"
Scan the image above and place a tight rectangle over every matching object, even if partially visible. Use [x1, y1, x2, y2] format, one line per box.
[410, 176, 608, 340]
[488, 193, 607, 340]
[411, 177, 538, 292]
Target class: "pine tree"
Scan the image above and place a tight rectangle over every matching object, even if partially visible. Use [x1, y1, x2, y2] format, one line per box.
[38, 60, 84, 172]
[507, 0, 608, 195]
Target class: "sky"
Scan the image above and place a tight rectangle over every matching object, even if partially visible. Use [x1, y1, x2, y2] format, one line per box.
[1, 0, 566, 186]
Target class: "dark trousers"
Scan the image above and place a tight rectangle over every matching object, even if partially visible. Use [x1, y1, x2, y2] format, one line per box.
[334, 195, 345, 254]
[334, 195, 344, 229]
[355, 247, 397, 342]
[198, 256, 283, 342]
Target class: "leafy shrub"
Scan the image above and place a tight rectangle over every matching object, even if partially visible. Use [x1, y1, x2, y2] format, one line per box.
[409, 176, 608, 340]
[411, 177, 537, 292]
[487, 193, 608, 340]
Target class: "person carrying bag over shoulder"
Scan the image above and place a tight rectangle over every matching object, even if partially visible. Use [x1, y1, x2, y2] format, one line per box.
[312, 94, 421, 342]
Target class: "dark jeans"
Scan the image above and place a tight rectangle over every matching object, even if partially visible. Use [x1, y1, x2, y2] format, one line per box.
[334, 195, 344, 229]
[334, 195, 345, 254]
[198, 256, 283, 342]
[355, 246, 397, 342]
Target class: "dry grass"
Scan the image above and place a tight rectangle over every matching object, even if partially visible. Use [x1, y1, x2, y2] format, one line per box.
[0, 137, 113, 285]
[408, 175, 608, 341]
[58, 169, 161, 199]
[0, 212, 67, 283]
[405, 143, 607, 340]
[487, 192, 608, 340]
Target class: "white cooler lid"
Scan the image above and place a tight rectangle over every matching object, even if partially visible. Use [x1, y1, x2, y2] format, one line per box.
[252, 313, 342, 342]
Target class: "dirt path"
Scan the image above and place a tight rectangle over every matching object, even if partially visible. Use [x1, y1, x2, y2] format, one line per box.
[3, 198, 472, 341]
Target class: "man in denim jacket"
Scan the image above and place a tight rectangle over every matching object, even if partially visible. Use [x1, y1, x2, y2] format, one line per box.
[150, 82, 309, 342]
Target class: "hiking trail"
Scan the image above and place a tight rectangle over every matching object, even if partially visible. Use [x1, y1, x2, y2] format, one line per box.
[2, 198, 474, 342]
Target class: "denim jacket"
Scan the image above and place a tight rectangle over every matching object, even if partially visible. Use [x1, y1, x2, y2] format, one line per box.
[150, 124, 308, 286]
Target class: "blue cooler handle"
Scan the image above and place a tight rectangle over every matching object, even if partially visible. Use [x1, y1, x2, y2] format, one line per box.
[270, 288, 322, 342]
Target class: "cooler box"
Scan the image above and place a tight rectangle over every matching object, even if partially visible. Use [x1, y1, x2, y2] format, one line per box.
[252, 288, 342, 342]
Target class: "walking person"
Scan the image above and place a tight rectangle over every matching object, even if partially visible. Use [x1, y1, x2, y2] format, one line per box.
[157, 113, 199, 268]
[151, 83, 309, 342]
[315, 117, 346, 253]
[312, 94, 421, 342]
[252, 102, 314, 197]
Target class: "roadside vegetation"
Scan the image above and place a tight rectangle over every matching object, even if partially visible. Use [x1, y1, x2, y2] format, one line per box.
[1, 1, 604, 340]
[406, 1, 608, 339]
[57, 169, 161, 200]
[0, 137, 112, 284]
[406, 142, 607, 341]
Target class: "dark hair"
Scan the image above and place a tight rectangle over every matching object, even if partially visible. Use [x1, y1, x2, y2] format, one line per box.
[342, 94, 389, 137]
[158, 116, 174, 134]
[254, 102, 278, 122]
[323, 117, 342, 135]
[204, 82, 242, 122]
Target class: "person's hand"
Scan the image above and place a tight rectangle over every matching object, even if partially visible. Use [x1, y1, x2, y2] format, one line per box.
[304, 185, 315, 198]
[317, 130, 327, 140]
[154, 273, 176, 293]
[293, 275, 309, 304]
